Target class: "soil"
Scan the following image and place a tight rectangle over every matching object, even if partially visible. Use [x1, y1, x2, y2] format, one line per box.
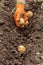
[0, 0, 43, 65]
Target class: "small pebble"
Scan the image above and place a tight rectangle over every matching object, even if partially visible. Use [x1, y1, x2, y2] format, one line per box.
[36, 52, 40, 55]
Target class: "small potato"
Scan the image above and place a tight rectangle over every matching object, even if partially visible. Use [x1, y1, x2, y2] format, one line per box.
[19, 18, 24, 25]
[25, 21, 29, 25]
[27, 11, 33, 18]
[18, 45, 26, 53]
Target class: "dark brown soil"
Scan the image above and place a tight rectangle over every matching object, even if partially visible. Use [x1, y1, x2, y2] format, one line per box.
[0, 0, 43, 65]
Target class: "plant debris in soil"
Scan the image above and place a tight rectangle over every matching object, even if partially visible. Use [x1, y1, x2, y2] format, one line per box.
[0, 0, 43, 65]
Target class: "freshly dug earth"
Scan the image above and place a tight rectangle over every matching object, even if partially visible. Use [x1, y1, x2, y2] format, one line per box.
[0, 0, 43, 65]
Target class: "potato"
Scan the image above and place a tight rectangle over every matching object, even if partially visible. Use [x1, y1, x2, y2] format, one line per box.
[18, 45, 26, 53]
[27, 11, 33, 18]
